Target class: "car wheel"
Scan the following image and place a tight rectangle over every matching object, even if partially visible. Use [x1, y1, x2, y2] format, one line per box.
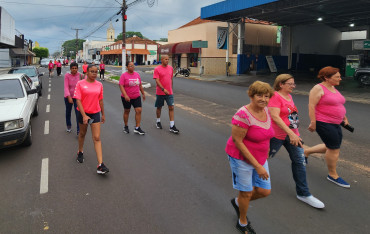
[33, 102, 39, 117]
[359, 74, 370, 86]
[38, 89, 42, 96]
[22, 125, 32, 147]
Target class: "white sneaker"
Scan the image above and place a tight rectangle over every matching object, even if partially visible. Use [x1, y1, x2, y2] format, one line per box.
[297, 195, 325, 209]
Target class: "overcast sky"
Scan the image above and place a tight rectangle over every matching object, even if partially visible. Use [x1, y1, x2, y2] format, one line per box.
[1, 0, 221, 54]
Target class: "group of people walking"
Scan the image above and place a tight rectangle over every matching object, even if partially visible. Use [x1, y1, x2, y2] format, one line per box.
[63, 55, 179, 175]
[227, 66, 350, 233]
[62, 56, 350, 233]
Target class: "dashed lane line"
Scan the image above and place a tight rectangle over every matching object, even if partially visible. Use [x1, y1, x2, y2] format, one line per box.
[44, 120, 49, 135]
[48, 88, 51, 92]
[46, 105, 50, 113]
[40, 158, 49, 194]
[47, 94, 50, 100]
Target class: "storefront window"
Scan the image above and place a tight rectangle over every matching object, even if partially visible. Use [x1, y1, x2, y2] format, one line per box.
[188, 53, 198, 67]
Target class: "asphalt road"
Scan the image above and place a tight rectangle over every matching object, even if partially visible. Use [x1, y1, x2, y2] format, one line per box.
[0, 65, 369, 233]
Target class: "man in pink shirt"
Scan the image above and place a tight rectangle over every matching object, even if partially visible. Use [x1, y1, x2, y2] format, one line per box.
[153, 55, 179, 134]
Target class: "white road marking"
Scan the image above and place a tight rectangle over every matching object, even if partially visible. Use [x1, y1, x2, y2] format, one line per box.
[44, 120, 49, 135]
[46, 105, 50, 113]
[49, 84, 51, 87]
[48, 88, 51, 92]
[40, 158, 49, 194]
[47, 94, 50, 100]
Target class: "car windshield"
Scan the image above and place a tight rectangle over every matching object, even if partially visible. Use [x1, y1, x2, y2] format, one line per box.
[0, 79, 24, 99]
[9, 68, 37, 77]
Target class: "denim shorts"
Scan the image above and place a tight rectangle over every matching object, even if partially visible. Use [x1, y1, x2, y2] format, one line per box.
[155, 95, 174, 107]
[77, 111, 101, 124]
[228, 156, 271, 192]
[316, 121, 342, 149]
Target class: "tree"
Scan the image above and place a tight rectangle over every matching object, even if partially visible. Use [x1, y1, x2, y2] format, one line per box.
[115, 31, 144, 41]
[62, 39, 85, 58]
[33, 47, 49, 58]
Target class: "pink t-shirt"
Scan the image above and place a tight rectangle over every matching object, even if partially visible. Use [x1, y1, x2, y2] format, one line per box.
[225, 106, 275, 165]
[48, 63, 53, 69]
[316, 84, 346, 124]
[57, 62, 62, 67]
[64, 72, 82, 98]
[100, 64, 105, 70]
[268, 92, 300, 140]
[153, 65, 173, 95]
[73, 79, 103, 114]
[119, 72, 142, 99]
[82, 64, 88, 73]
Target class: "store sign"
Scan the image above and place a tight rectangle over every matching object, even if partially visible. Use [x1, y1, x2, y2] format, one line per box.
[192, 41, 208, 48]
[160, 48, 169, 54]
[217, 27, 228, 50]
[353, 40, 370, 50]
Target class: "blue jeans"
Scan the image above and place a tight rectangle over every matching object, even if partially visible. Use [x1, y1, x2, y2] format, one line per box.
[64, 97, 79, 132]
[269, 136, 311, 197]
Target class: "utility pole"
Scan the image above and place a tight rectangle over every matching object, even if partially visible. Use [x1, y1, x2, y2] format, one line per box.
[121, 0, 127, 73]
[72, 28, 83, 61]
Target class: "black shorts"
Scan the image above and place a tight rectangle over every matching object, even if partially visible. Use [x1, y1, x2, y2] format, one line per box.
[77, 111, 101, 124]
[121, 96, 142, 109]
[100, 69, 105, 74]
[316, 121, 342, 149]
[49, 69, 52, 72]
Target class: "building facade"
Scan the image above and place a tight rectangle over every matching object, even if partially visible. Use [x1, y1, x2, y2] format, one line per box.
[101, 36, 159, 65]
[159, 17, 279, 75]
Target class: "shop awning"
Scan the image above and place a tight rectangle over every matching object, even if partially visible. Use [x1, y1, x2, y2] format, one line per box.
[127, 49, 150, 55]
[158, 43, 178, 54]
[10, 48, 36, 57]
[174, 41, 200, 54]
[101, 49, 122, 55]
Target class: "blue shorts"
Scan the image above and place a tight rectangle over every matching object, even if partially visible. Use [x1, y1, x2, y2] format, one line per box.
[228, 156, 271, 192]
[316, 121, 342, 149]
[155, 95, 174, 107]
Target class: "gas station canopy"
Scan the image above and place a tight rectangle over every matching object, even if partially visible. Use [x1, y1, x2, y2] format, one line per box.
[201, 0, 370, 30]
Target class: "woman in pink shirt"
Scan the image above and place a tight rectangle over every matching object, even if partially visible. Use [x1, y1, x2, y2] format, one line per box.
[82, 61, 88, 75]
[48, 60, 54, 77]
[119, 61, 146, 135]
[56, 60, 62, 76]
[306, 66, 350, 188]
[64, 62, 82, 134]
[225, 81, 274, 233]
[99, 60, 105, 81]
[73, 64, 109, 175]
[268, 74, 324, 209]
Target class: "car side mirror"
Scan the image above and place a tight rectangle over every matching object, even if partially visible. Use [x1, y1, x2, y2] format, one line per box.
[27, 89, 37, 95]
[39, 73, 43, 77]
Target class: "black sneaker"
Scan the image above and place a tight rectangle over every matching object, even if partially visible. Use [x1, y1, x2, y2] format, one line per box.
[123, 126, 129, 134]
[77, 151, 84, 163]
[134, 127, 145, 135]
[236, 220, 256, 234]
[97, 163, 109, 175]
[169, 125, 179, 134]
[156, 122, 162, 129]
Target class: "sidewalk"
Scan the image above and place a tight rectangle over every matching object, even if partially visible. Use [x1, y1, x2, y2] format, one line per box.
[183, 73, 370, 105]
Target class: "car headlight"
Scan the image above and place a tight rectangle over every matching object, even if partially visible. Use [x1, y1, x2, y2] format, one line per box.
[33, 81, 39, 86]
[4, 119, 24, 131]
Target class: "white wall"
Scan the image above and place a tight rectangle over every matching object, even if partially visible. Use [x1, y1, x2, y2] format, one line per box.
[0, 49, 11, 67]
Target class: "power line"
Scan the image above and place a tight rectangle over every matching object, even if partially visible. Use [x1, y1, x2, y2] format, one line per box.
[0, 0, 118, 8]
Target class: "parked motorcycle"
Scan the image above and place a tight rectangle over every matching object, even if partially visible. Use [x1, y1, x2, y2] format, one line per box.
[174, 67, 190, 77]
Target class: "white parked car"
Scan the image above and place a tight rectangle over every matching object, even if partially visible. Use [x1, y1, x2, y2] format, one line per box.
[0, 74, 38, 148]
[40, 58, 51, 67]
